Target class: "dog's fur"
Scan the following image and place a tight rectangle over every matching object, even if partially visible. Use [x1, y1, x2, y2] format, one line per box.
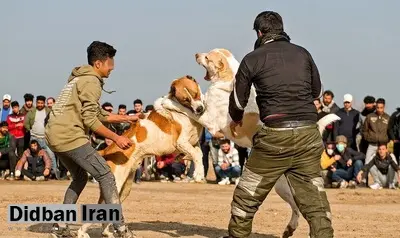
[161, 48, 340, 237]
[76, 75, 206, 238]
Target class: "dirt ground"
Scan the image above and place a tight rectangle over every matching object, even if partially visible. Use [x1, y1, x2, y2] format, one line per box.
[0, 179, 399, 238]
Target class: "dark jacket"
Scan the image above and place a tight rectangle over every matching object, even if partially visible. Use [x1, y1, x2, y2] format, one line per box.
[388, 108, 400, 140]
[229, 39, 321, 123]
[361, 153, 399, 175]
[334, 108, 360, 141]
[0, 133, 16, 155]
[335, 147, 365, 170]
[362, 112, 390, 144]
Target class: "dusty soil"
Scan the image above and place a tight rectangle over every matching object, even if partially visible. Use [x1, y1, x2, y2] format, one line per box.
[0, 179, 399, 238]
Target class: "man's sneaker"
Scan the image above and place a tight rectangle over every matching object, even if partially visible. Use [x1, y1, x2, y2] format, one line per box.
[218, 178, 230, 185]
[6, 173, 15, 181]
[369, 182, 382, 190]
[389, 183, 398, 189]
[114, 227, 136, 238]
[36, 176, 45, 181]
[339, 180, 348, 189]
[331, 182, 339, 188]
[50, 224, 72, 238]
[348, 180, 357, 189]
[160, 178, 170, 183]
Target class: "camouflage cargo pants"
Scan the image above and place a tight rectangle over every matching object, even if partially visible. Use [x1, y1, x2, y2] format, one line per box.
[228, 124, 334, 238]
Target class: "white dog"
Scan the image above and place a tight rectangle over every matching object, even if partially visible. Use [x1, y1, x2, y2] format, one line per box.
[161, 48, 340, 238]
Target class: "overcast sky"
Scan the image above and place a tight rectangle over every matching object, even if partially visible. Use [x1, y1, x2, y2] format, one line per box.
[2, 0, 399, 112]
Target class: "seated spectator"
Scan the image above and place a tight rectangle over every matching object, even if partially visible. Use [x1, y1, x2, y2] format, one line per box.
[357, 143, 399, 190]
[320, 141, 340, 187]
[15, 140, 51, 181]
[215, 139, 241, 185]
[156, 154, 186, 182]
[0, 121, 18, 180]
[330, 135, 365, 188]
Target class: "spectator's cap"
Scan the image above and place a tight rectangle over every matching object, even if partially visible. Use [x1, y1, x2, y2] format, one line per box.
[2, 94, 11, 101]
[336, 135, 347, 144]
[363, 95, 375, 104]
[145, 105, 154, 112]
[343, 94, 353, 103]
[0, 121, 8, 127]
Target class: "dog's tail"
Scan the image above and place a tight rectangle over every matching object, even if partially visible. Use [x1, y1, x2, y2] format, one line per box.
[317, 114, 341, 135]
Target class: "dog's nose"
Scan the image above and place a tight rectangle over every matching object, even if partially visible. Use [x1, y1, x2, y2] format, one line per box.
[196, 105, 204, 113]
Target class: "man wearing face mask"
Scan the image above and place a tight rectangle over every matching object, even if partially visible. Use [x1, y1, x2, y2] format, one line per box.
[225, 11, 334, 238]
[330, 135, 365, 189]
[320, 141, 341, 187]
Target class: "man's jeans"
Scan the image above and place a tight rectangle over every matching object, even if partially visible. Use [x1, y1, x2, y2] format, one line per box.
[331, 160, 363, 182]
[370, 165, 398, 187]
[215, 165, 241, 179]
[31, 136, 58, 176]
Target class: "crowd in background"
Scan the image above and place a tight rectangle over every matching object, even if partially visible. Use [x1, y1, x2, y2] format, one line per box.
[0, 90, 399, 189]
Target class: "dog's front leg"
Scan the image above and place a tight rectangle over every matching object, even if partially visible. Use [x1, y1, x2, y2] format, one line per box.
[176, 141, 205, 183]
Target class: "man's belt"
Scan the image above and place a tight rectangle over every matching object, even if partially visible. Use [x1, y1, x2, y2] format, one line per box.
[264, 120, 315, 128]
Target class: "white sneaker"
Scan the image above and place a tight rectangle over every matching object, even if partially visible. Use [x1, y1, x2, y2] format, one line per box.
[234, 178, 240, 186]
[369, 183, 382, 190]
[389, 183, 397, 189]
[339, 180, 348, 189]
[218, 178, 230, 185]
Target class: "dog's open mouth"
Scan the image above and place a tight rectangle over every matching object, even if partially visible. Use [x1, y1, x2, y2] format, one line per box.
[199, 64, 211, 81]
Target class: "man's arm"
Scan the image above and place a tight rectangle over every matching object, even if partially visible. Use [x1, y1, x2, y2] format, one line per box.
[229, 59, 252, 122]
[105, 113, 142, 124]
[388, 112, 397, 140]
[349, 148, 366, 161]
[362, 115, 370, 141]
[24, 111, 32, 131]
[217, 149, 224, 166]
[308, 51, 323, 99]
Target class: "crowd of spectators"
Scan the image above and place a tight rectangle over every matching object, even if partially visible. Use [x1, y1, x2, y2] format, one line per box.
[0, 90, 399, 189]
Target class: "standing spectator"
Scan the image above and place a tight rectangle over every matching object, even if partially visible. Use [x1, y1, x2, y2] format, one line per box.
[362, 98, 390, 165]
[15, 140, 51, 181]
[330, 135, 365, 188]
[357, 143, 399, 189]
[127, 99, 143, 115]
[1, 94, 12, 122]
[46, 97, 55, 109]
[102, 102, 113, 113]
[215, 139, 241, 185]
[6, 101, 26, 158]
[388, 107, 400, 164]
[20, 93, 34, 150]
[118, 104, 127, 115]
[20, 93, 35, 115]
[359, 96, 376, 154]
[24, 95, 57, 178]
[144, 105, 154, 116]
[127, 99, 144, 183]
[0, 121, 17, 180]
[334, 94, 361, 151]
[314, 99, 328, 120]
[321, 90, 340, 114]
[200, 128, 212, 178]
[321, 90, 339, 142]
[115, 104, 130, 136]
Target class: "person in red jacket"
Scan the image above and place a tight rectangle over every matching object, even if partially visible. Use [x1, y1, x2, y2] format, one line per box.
[6, 101, 25, 158]
[156, 154, 186, 182]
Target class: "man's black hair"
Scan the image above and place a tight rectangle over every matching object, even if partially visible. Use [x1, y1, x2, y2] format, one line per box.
[118, 104, 127, 110]
[11, 101, 19, 108]
[102, 102, 113, 109]
[323, 90, 335, 98]
[219, 139, 231, 145]
[23, 93, 34, 102]
[253, 11, 284, 35]
[133, 99, 143, 105]
[363, 96, 375, 104]
[87, 41, 117, 66]
[47, 97, 56, 103]
[36, 95, 46, 102]
[145, 105, 154, 112]
[376, 98, 385, 105]
[377, 142, 387, 148]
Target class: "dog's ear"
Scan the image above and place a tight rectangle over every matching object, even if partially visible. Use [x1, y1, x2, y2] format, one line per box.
[169, 83, 176, 97]
[186, 75, 196, 82]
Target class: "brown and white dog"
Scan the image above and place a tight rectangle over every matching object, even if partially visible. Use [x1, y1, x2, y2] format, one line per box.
[76, 75, 205, 238]
[160, 49, 340, 238]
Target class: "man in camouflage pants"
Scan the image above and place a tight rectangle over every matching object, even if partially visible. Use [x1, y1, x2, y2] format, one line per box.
[223, 11, 334, 238]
